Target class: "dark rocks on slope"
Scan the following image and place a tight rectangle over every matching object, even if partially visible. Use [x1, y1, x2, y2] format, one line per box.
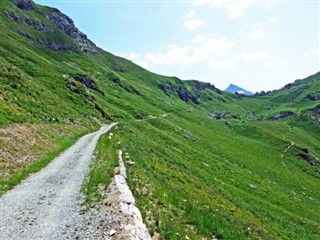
[16, 29, 33, 39]
[298, 151, 320, 167]
[109, 75, 140, 95]
[5, 11, 51, 32]
[5, 11, 32, 26]
[159, 83, 175, 97]
[269, 111, 294, 121]
[254, 90, 271, 96]
[16, 0, 35, 11]
[195, 82, 222, 94]
[94, 103, 112, 121]
[159, 80, 219, 104]
[46, 9, 98, 53]
[73, 75, 105, 95]
[177, 84, 191, 102]
[208, 112, 239, 120]
[16, 29, 77, 50]
[283, 79, 302, 90]
[310, 105, 320, 114]
[306, 93, 320, 101]
[39, 40, 78, 51]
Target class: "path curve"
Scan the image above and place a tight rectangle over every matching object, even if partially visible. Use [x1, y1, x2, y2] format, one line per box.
[0, 124, 116, 240]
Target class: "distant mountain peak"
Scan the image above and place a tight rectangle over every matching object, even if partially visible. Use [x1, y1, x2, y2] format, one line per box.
[225, 84, 253, 96]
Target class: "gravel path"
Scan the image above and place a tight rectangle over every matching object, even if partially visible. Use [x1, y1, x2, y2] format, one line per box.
[0, 124, 116, 240]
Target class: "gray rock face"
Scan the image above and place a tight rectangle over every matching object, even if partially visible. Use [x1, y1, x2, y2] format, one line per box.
[73, 75, 103, 94]
[5, 11, 51, 32]
[46, 9, 99, 53]
[16, 0, 35, 11]
[38, 39, 78, 51]
[159, 79, 222, 104]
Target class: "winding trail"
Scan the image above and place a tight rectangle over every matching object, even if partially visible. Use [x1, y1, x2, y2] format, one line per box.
[0, 124, 116, 240]
[281, 124, 294, 170]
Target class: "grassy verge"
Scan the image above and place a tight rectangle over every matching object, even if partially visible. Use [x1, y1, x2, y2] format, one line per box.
[0, 126, 90, 195]
[82, 127, 119, 204]
[119, 112, 320, 240]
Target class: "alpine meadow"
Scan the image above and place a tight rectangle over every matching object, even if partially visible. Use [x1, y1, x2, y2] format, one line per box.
[0, 0, 319, 239]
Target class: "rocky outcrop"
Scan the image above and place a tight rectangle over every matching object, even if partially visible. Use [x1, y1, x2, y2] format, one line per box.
[94, 103, 112, 121]
[5, 11, 51, 32]
[6, 3, 97, 52]
[254, 90, 272, 96]
[108, 74, 141, 95]
[46, 9, 98, 53]
[310, 105, 320, 114]
[177, 84, 191, 102]
[208, 111, 239, 120]
[16, 29, 33, 39]
[38, 40, 78, 51]
[159, 83, 175, 97]
[73, 75, 104, 95]
[298, 148, 320, 167]
[16, 0, 35, 11]
[66, 76, 110, 120]
[269, 111, 294, 121]
[283, 79, 302, 90]
[16, 29, 77, 50]
[306, 93, 320, 101]
[195, 82, 222, 94]
[159, 79, 222, 104]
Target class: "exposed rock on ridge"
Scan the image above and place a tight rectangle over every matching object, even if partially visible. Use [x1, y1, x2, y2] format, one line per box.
[16, 0, 35, 11]
[5, 11, 51, 32]
[46, 9, 99, 53]
[159, 79, 222, 104]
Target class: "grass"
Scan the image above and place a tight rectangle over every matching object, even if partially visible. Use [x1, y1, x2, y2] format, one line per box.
[118, 111, 320, 239]
[1, 0, 320, 238]
[82, 127, 119, 204]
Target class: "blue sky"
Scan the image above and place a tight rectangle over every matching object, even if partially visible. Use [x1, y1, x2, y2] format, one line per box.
[35, 0, 319, 92]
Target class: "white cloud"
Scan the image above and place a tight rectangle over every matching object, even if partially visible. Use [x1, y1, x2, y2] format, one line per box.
[192, 34, 205, 44]
[248, 23, 265, 40]
[268, 16, 278, 23]
[208, 59, 235, 69]
[264, 0, 279, 8]
[186, 10, 196, 18]
[117, 52, 149, 68]
[144, 36, 236, 66]
[183, 19, 206, 31]
[195, 0, 256, 19]
[236, 51, 269, 61]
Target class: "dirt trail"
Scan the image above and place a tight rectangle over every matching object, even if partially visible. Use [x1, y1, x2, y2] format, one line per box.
[281, 124, 295, 170]
[0, 124, 116, 240]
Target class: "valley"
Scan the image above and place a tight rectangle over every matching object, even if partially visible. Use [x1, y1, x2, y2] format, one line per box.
[0, 0, 319, 239]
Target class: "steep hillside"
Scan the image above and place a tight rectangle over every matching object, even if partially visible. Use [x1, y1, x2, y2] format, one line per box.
[0, 0, 232, 126]
[1, 0, 320, 239]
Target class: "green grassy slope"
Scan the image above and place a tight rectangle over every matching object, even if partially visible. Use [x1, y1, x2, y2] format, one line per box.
[120, 111, 320, 239]
[1, 0, 320, 239]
